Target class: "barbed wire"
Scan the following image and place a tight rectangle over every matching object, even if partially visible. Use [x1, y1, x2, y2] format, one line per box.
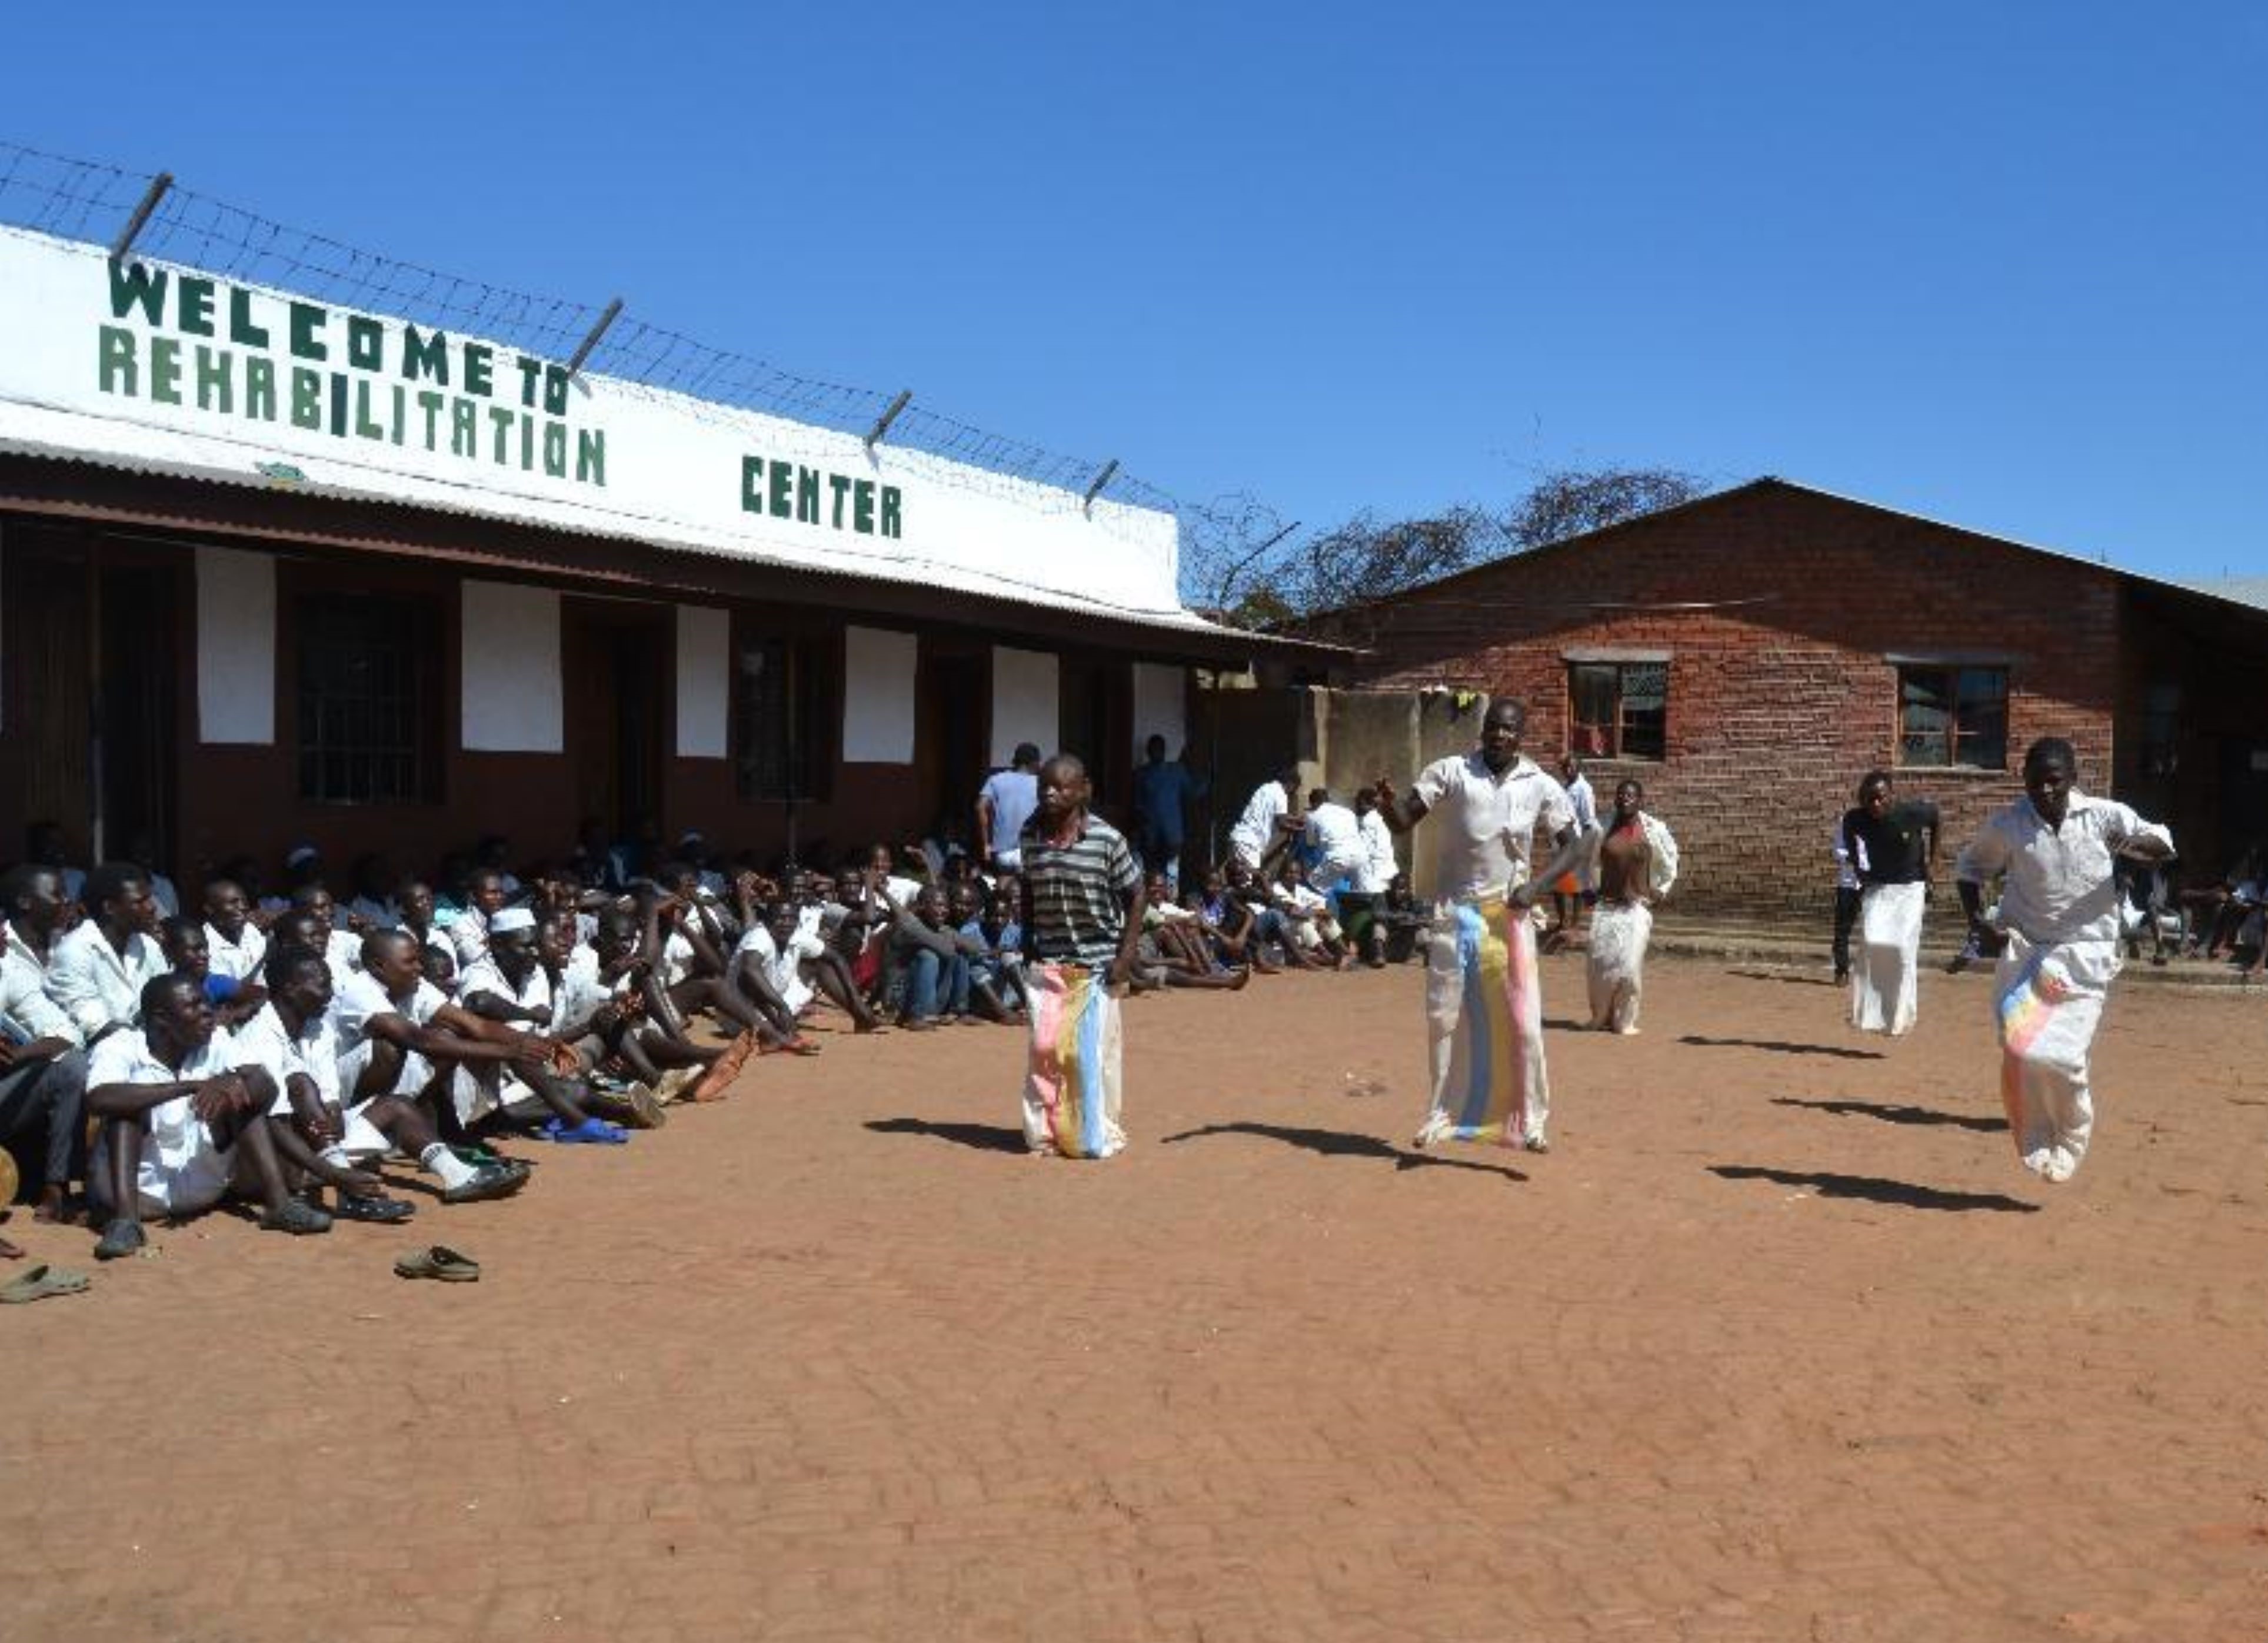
[0, 138, 1278, 602]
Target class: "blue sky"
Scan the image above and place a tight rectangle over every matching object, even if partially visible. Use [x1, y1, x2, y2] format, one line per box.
[6, 2, 2263, 580]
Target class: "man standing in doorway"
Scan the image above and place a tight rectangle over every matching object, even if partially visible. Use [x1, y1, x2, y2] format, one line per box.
[1376, 699, 1593, 1153]
[1131, 735, 1207, 892]
[978, 743, 1043, 875]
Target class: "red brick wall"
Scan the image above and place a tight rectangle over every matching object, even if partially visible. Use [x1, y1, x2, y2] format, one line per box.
[1322, 483, 2121, 922]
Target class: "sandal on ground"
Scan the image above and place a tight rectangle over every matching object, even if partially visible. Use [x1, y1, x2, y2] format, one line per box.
[0, 1263, 91, 1303]
[541, 1116, 629, 1145]
[93, 1217, 147, 1261]
[333, 1193, 417, 1224]
[261, 1199, 335, 1236]
[618, 1085, 668, 1129]
[394, 1245, 480, 1282]
[441, 1162, 529, 1205]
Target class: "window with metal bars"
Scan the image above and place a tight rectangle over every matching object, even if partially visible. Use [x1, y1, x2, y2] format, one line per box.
[295, 594, 439, 804]
[1896, 666, 2007, 770]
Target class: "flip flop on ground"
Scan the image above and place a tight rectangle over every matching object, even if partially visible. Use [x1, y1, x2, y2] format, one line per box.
[393, 1245, 479, 1282]
[1, 1263, 91, 1303]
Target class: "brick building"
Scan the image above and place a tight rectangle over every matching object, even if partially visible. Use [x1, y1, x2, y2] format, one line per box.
[1303, 478, 2268, 921]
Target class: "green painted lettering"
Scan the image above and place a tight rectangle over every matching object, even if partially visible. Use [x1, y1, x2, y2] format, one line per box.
[176, 276, 215, 337]
[542, 421, 567, 477]
[247, 356, 276, 420]
[228, 287, 269, 347]
[389, 383, 406, 444]
[795, 466, 821, 524]
[418, 390, 445, 447]
[451, 397, 478, 456]
[577, 428, 606, 487]
[354, 380, 384, 439]
[106, 261, 167, 324]
[463, 342, 492, 396]
[518, 411, 534, 470]
[769, 458, 793, 518]
[488, 405, 515, 463]
[742, 455, 765, 513]
[880, 485, 902, 538]
[829, 473, 852, 528]
[288, 302, 328, 361]
[852, 478, 875, 535]
[515, 355, 542, 408]
[290, 367, 322, 428]
[97, 325, 138, 395]
[194, 344, 232, 413]
[401, 326, 450, 385]
[148, 337, 182, 404]
[542, 365, 568, 417]
[347, 316, 384, 371]
[329, 372, 348, 436]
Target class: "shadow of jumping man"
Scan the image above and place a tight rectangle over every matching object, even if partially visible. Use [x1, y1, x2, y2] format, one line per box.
[1161, 1122, 1527, 1180]
[1681, 1033, 1886, 1061]
[1710, 1164, 2038, 1213]
[1771, 1096, 2006, 1134]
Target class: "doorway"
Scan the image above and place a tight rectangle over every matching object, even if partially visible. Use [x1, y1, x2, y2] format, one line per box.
[565, 599, 668, 845]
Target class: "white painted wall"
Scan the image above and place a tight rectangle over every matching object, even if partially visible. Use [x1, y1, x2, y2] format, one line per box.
[196, 546, 276, 744]
[675, 605, 729, 758]
[990, 646, 1058, 767]
[459, 581, 562, 753]
[842, 626, 917, 763]
[1131, 661, 1188, 761]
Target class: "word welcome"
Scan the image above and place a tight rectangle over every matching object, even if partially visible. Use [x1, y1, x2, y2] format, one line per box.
[95, 262, 606, 487]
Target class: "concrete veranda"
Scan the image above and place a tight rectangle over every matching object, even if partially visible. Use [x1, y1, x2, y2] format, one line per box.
[6, 956, 2267, 1642]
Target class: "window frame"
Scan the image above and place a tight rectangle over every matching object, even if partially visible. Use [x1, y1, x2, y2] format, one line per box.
[1566, 658, 1668, 763]
[292, 589, 442, 807]
[1893, 663, 2009, 771]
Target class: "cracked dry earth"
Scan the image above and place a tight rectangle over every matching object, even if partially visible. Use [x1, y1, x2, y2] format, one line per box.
[6, 956, 2267, 1641]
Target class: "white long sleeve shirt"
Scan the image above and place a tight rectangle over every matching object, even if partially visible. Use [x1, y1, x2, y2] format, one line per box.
[45, 920, 167, 1040]
[1955, 790, 2172, 951]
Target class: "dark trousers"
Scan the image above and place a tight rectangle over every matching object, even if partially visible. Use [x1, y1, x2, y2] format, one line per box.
[1832, 886, 1861, 976]
[0, 1046, 89, 1197]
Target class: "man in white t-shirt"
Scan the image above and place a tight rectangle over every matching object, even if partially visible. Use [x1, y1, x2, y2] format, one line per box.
[88, 972, 332, 1259]
[1, 864, 90, 1233]
[1228, 767, 1303, 872]
[201, 877, 268, 987]
[1301, 787, 1367, 894]
[1376, 699, 1593, 1153]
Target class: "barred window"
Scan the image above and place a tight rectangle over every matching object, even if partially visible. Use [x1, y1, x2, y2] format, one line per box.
[1568, 661, 1667, 761]
[734, 634, 831, 801]
[296, 594, 439, 805]
[1897, 666, 2007, 770]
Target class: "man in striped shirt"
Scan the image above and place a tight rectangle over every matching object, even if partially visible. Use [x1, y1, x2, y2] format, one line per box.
[1017, 754, 1145, 1159]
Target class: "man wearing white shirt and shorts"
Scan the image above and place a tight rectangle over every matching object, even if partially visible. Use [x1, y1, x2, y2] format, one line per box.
[1376, 700, 1594, 1153]
[88, 973, 331, 1260]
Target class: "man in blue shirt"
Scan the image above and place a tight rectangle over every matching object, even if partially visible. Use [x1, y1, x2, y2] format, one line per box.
[1130, 735, 1208, 892]
[977, 743, 1043, 873]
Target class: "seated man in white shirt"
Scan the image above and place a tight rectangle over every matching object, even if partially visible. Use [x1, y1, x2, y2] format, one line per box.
[88, 972, 331, 1260]
[1, 864, 91, 1235]
[291, 884, 368, 980]
[580, 904, 741, 1103]
[243, 944, 524, 1212]
[1272, 857, 1348, 966]
[449, 867, 513, 974]
[46, 862, 168, 1045]
[446, 913, 634, 1139]
[202, 877, 269, 992]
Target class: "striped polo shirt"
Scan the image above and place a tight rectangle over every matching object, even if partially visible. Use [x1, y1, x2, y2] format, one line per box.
[1020, 813, 1141, 967]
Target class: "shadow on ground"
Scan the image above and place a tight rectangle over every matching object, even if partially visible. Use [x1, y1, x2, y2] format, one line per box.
[1682, 1033, 1884, 1060]
[1709, 1163, 2038, 1213]
[1161, 1121, 1526, 1180]
[1729, 969, 1840, 989]
[865, 1117, 1028, 1154]
[1773, 1096, 2006, 1133]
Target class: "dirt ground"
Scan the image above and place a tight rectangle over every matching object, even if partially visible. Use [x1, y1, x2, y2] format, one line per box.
[6, 954, 2267, 1642]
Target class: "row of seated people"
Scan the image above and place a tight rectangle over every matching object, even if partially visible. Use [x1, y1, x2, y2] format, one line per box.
[0, 838, 1436, 1262]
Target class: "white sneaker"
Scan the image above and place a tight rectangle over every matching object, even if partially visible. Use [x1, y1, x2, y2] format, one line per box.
[2020, 1146, 2056, 1178]
[2042, 1148, 2078, 1185]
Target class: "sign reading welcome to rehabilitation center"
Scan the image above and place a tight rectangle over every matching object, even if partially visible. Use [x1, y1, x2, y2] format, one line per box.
[0, 226, 1185, 620]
